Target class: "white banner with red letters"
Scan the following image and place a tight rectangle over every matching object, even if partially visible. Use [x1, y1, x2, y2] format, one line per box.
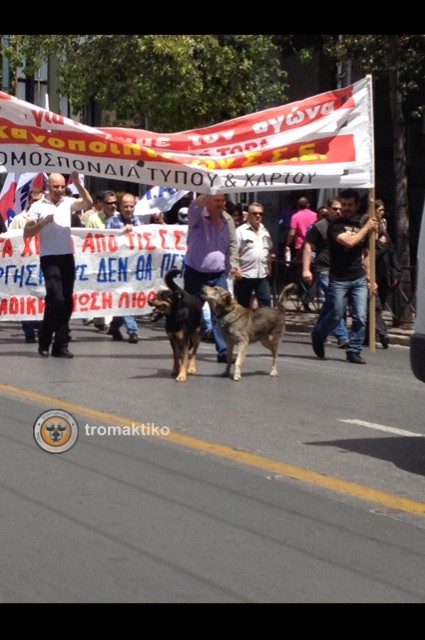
[0, 77, 374, 193]
[0, 226, 187, 321]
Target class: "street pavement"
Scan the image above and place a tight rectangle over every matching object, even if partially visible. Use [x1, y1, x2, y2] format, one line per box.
[1, 306, 424, 603]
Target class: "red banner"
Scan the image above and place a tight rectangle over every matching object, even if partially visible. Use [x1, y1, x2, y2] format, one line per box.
[0, 77, 374, 193]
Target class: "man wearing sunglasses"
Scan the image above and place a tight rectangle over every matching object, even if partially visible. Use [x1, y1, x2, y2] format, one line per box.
[85, 191, 119, 331]
[85, 191, 118, 229]
[234, 203, 273, 308]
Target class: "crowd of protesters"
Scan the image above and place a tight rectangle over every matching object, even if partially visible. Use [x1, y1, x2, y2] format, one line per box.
[0, 177, 399, 365]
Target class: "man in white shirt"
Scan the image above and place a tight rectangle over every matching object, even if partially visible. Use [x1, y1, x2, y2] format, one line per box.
[234, 202, 273, 308]
[24, 171, 93, 358]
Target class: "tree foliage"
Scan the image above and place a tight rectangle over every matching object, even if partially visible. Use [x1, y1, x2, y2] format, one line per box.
[1, 35, 288, 131]
[322, 35, 425, 323]
[323, 34, 425, 112]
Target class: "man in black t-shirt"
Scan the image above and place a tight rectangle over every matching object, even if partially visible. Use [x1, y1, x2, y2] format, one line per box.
[302, 198, 349, 347]
[311, 188, 378, 364]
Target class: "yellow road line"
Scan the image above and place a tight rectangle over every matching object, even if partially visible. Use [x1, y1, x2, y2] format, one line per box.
[2, 382, 425, 518]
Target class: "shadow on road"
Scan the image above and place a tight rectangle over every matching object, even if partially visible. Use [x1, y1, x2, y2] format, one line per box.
[305, 436, 425, 476]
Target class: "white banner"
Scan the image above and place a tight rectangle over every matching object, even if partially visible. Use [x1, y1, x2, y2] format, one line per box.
[0, 226, 187, 321]
[0, 77, 374, 192]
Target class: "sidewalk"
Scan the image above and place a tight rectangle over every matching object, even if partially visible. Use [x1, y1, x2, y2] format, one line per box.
[285, 298, 413, 347]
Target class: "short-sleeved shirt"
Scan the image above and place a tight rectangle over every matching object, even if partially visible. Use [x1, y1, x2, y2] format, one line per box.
[290, 208, 318, 249]
[305, 218, 330, 272]
[27, 196, 75, 256]
[236, 222, 273, 278]
[328, 217, 366, 280]
[85, 209, 110, 229]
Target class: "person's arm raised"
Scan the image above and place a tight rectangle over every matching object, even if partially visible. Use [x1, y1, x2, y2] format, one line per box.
[69, 171, 93, 211]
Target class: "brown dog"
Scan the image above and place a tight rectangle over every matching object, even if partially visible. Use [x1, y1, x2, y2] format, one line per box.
[148, 269, 203, 382]
[202, 283, 294, 381]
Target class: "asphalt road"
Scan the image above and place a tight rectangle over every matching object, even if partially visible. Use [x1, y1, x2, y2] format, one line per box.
[1, 316, 425, 602]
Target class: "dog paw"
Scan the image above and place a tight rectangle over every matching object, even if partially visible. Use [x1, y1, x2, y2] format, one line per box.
[233, 373, 241, 381]
[269, 370, 278, 377]
[176, 375, 187, 382]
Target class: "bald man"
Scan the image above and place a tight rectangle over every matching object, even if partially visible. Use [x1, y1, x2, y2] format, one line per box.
[24, 171, 93, 358]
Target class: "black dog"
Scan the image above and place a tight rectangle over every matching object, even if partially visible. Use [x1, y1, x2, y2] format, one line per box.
[148, 269, 203, 382]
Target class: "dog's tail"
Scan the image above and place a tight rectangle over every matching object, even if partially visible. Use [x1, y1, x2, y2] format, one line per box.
[165, 269, 183, 291]
[277, 282, 296, 312]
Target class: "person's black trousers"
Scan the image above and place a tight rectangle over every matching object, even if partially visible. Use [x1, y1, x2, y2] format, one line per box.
[38, 254, 75, 350]
[234, 277, 271, 308]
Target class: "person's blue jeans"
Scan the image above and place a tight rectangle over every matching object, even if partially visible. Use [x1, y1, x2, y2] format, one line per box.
[110, 315, 138, 335]
[202, 304, 213, 336]
[315, 270, 349, 342]
[184, 265, 228, 357]
[22, 320, 39, 339]
[314, 275, 368, 353]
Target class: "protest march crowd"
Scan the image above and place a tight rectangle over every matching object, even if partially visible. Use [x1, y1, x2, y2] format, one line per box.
[0, 76, 390, 364]
[0, 170, 399, 366]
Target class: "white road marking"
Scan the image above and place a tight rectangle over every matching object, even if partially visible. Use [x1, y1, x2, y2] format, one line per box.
[339, 419, 423, 438]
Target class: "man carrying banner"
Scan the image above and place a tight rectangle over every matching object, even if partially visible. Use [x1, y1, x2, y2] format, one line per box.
[184, 193, 239, 363]
[311, 188, 378, 365]
[24, 171, 93, 358]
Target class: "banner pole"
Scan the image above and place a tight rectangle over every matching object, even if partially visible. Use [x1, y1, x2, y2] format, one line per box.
[366, 74, 376, 353]
[368, 188, 376, 352]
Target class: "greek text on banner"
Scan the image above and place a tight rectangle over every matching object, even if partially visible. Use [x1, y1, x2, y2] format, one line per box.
[0, 77, 374, 193]
[0, 226, 187, 321]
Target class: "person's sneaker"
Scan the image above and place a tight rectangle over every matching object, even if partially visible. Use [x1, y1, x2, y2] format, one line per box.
[94, 322, 108, 332]
[128, 332, 139, 344]
[51, 348, 74, 359]
[311, 330, 325, 359]
[346, 351, 366, 364]
[38, 346, 49, 357]
[337, 338, 349, 349]
[379, 335, 390, 349]
[108, 328, 123, 341]
[25, 336, 37, 344]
